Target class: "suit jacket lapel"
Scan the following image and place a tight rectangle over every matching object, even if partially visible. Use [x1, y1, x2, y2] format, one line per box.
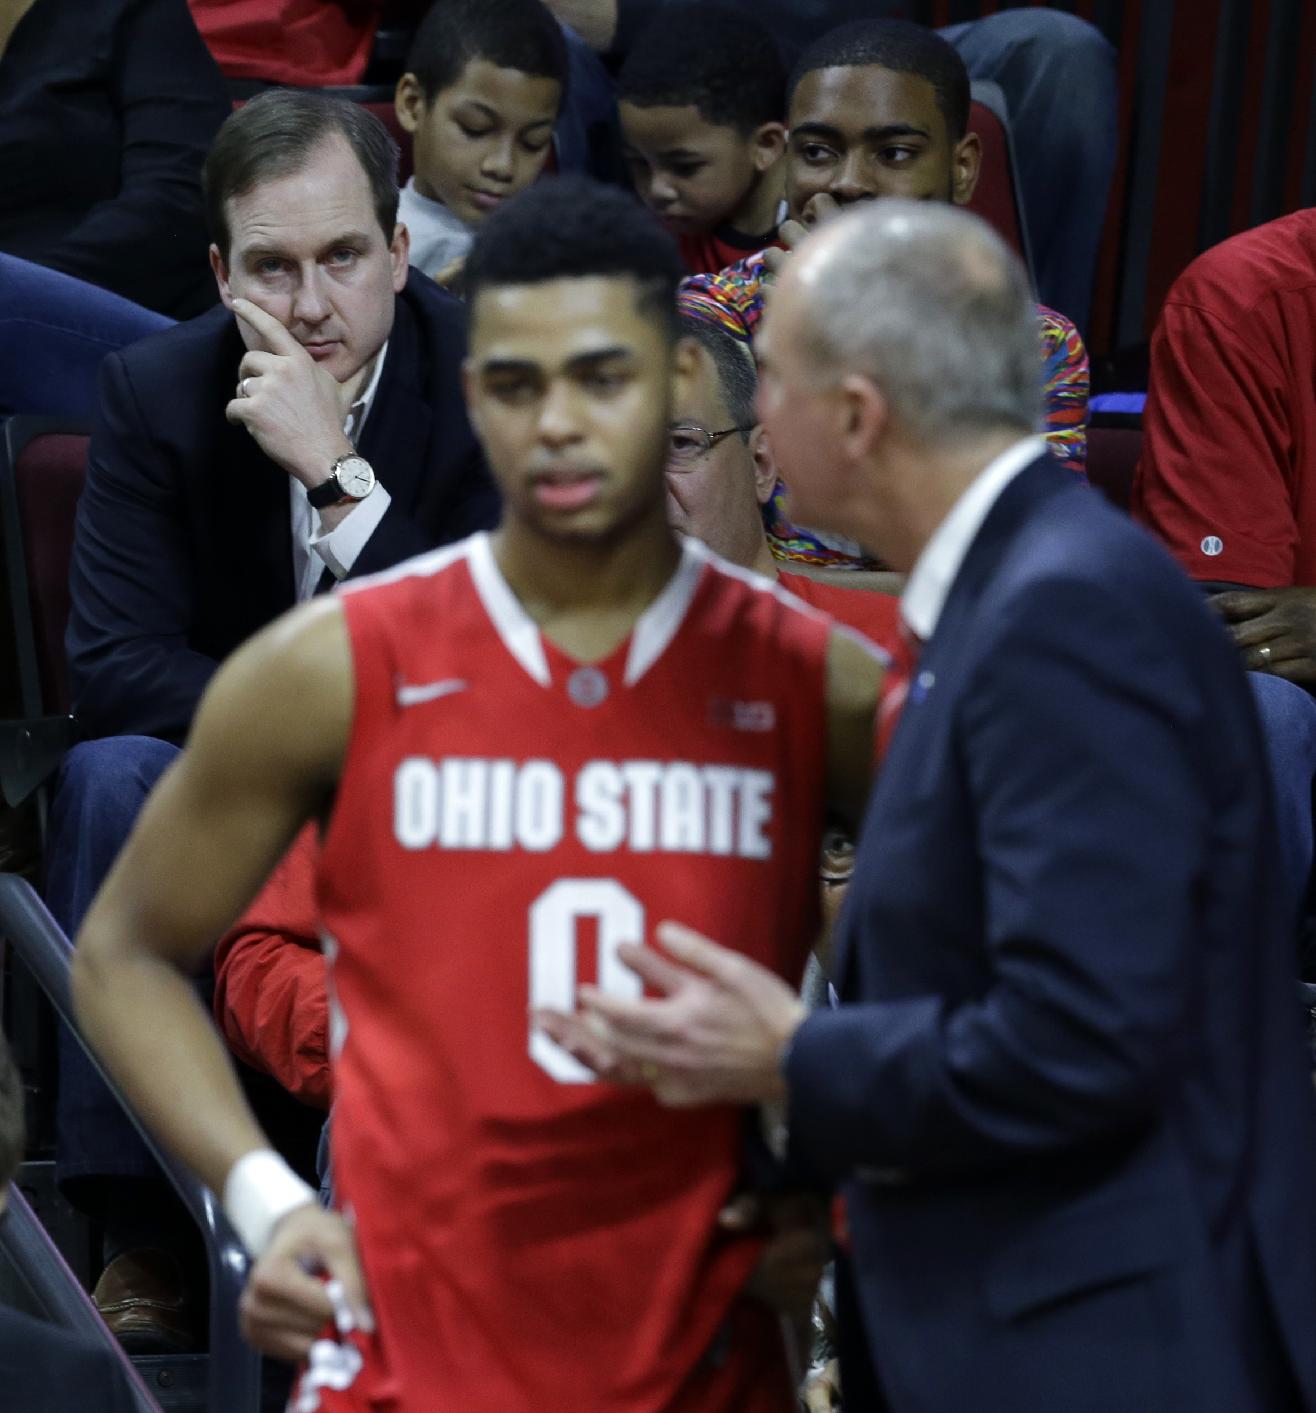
[831, 454, 1073, 993]
[206, 320, 294, 623]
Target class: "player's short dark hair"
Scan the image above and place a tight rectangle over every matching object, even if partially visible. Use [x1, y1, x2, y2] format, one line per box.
[465, 176, 685, 338]
[616, 3, 786, 135]
[679, 313, 757, 440]
[204, 90, 399, 261]
[788, 20, 970, 141]
[0, 1032, 24, 1189]
[405, 0, 569, 104]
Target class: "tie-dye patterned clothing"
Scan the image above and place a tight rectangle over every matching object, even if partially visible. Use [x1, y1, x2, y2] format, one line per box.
[679, 251, 1089, 568]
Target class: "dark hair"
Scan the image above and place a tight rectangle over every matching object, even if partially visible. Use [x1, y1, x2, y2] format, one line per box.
[617, 3, 786, 135]
[465, 176, 685, 336]
[0, 1032, 24, 1189]
[204, 90, 400, 260]
[678, 311, 757, 439]
[406, 0, 569, 103]
[788, 19, 970, 141]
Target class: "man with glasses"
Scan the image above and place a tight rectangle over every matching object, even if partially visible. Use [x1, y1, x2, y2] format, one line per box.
[667, 307, 899, 652]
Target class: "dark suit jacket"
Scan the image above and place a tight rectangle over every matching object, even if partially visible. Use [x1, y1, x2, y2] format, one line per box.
[0, 1306, 139, 1412]
[67, 270, 498, 743]
[786, 456, 1316, 1411]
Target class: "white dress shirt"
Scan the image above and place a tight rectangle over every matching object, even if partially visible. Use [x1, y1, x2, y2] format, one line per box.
[901, 435, 1048, 641]
[289, 340, 392, 601]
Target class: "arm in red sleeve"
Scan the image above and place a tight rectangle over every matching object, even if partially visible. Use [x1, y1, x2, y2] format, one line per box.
[212, 824, 332, 1109]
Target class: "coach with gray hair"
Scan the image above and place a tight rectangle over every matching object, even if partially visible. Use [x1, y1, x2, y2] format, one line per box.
[554, 201, 1316, 1410]
[48, 88, 496, 1346]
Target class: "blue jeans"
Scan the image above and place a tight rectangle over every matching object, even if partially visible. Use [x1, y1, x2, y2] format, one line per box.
[943, 10, 1118, 333]
[0, 254, 172, 420]
[46, 735, 179, 1189]
[1247, 673, 1316, 939]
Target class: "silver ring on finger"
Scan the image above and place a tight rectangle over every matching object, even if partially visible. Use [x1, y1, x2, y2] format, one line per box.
[240, 376, 252, 398]
[1259, 645, 1273, 662]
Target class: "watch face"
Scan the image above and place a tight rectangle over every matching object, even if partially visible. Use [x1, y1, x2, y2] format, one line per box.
[338, 456, 375, 499]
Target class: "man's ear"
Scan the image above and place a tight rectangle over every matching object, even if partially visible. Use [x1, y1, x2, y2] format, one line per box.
[395, 73, 425, 135]
[838, 373, 888, 465]
[748, 425, 778, 506]
[750, 121, 788, 174]
[209, 244, 234, 310]
[390, 222, 411, 292]
[951, 130, 981, 207]
[671, 334, 701, 403]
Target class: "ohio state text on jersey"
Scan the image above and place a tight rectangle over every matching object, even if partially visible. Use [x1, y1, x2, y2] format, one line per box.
[310, 533, 846, 1412]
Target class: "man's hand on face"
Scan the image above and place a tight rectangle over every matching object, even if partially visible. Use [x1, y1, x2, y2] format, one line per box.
[240, 1204, 373, 1364]
[1213, 587, 1316, 685]
[225, 297, 356, 490]
[761, 194, 844, 279]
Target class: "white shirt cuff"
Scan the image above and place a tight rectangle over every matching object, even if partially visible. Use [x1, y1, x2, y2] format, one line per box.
[223, 1148, 316, 1257]
[312, 484, 392, 580]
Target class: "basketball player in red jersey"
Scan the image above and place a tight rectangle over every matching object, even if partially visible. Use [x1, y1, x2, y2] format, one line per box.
[71, 175, 882, 1412]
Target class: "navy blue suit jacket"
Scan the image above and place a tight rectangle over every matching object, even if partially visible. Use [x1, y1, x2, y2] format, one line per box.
[786, 456, 1316, 1411]
[66, 270, 498, 743]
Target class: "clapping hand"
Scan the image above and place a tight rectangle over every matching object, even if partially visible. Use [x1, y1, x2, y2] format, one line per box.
[534, 921, 807, 1107]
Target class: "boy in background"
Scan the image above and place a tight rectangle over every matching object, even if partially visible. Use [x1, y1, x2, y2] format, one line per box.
[394, 0, 569, 280]
[617, 3, 787, 276]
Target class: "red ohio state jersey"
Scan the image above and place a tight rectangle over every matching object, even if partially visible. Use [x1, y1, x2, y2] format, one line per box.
[309, 533, 841, 1412]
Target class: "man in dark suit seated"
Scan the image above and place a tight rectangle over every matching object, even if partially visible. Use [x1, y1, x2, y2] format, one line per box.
[47, 89, 497, 1346]
[547, 201, 1316, 1411]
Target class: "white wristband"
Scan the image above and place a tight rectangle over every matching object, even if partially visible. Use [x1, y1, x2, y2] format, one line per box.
[223, 1149, 317, 1258]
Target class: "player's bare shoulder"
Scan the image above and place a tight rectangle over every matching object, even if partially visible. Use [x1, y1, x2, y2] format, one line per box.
[825, 624, 884, 826]
[190, 595, 354, 793]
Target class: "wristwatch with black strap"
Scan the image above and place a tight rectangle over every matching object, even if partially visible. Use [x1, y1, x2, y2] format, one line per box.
[307, 453, 376, 510]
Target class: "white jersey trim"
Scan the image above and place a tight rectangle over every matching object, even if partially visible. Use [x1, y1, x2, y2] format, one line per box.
[466, 531, 552, 686]
[689, 539, 890, 665]
[622, 538, 706, 686]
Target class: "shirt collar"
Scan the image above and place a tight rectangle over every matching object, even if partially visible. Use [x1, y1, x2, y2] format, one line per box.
[901, 435, 1047, 641]
[344, 339, 389, 445]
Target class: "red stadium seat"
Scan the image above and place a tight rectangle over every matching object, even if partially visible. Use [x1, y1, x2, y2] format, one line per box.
[966, 83, 1034, 284]
[1087, 422, 1143, 512]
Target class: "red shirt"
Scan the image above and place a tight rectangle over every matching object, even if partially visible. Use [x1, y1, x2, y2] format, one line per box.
[1133, 209, 1316, 587]
[188, 0, 384, 86]
[678, 224, 783, 278]
[213, 825, 329, 1110]
[304, 533, 833, 1412]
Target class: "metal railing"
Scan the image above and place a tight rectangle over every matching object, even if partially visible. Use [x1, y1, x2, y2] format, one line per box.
[0, 873, 262, 1412]
[0, 1182, 162, 1412]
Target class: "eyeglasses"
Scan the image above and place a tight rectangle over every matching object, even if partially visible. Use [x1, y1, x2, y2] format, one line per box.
[667, 422, 754, 470]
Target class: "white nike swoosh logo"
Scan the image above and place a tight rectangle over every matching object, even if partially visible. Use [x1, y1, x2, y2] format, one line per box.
[395, 678, 468, 707]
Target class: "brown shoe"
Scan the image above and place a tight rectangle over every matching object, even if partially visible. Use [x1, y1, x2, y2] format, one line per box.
[92, 1248, 197, 1354]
